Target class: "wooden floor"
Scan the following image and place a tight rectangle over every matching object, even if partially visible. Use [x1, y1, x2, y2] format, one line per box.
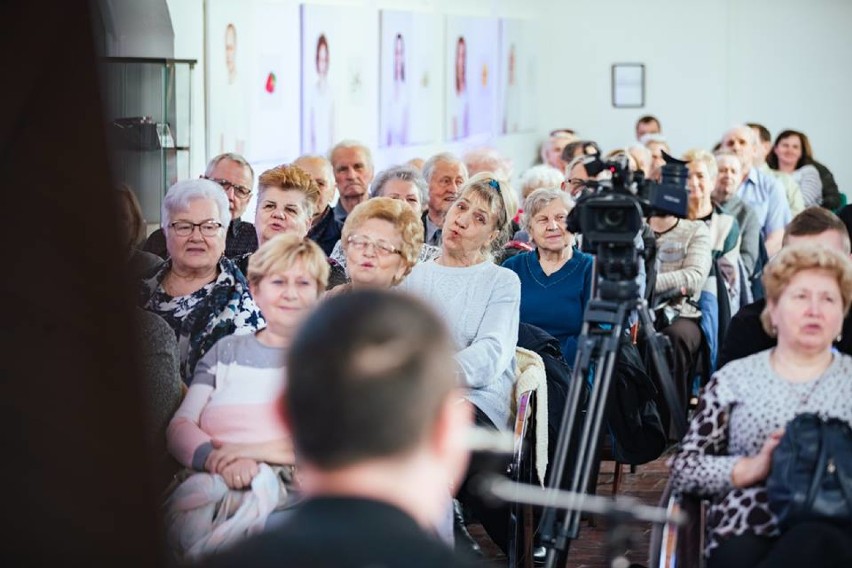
[470, 456, 672, 568]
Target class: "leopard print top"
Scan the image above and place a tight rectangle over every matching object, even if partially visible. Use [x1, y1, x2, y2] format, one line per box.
[670, 349, 852, 557]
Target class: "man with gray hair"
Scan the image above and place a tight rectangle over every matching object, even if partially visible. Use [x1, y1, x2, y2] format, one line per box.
[422, 152, 468, 246]
[720, 124, 791, 256]
[295, 154, 340, 256]
[143, 152, 258, 259]
[329, 140, 374, 224]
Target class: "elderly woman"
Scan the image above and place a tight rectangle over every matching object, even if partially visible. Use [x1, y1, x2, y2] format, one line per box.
[165, 234, 329, 559]
[139, 179, 263, 384]
[684, 149, 743, 310]
[670, 244, 852, 568]
[328, 197, 422, 293]
[502, 188, 592, 364]
[330, 165, 439, 269]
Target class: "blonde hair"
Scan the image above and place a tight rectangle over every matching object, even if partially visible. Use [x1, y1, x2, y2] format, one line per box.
[453, 172, 517, 257]
[247, 234, 329, 293]
[341, 197, 423, 283]
[760, 244, 852, 336]
[682, 148, 718, 179]
[258, 164, 320, 218]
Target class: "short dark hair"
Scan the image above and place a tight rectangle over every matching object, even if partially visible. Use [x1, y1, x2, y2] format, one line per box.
[747, 122, 771, 144]
[636, 115, 661, 129]
[561, 139, 601, 162]
[286, 290, 458, 470]
[783, 206, 851, 253]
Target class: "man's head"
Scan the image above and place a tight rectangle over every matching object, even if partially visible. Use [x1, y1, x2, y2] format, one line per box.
[635, 115, 661, 142]
[203, 153, 255, 219]
[463, 147, 512, 180]
[563, 155, 591, 198]
[285, 290, 469, 476]
[560, 139, 601, 166]
[329, 140, 374, 213]
[713, 150, 744, 205]
[294, 155, 336, 216]
[540, 131, 576, 171]
[747, 122, 773, 166]
[423, 152, 468, 221]
[721, 124, 758, 171]
[783, 207, 851, 255]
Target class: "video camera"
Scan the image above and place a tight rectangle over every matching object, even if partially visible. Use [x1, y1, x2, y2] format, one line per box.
[566, 151, 690, 300]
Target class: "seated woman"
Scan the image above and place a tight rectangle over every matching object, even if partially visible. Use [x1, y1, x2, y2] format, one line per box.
[329, 197, 422, 293]
[502, 188, 592, 364]
[648, 210, 712, 418]
[139, 179, 263, 384]
[330, 165, 439, 269]
[767, 130, 824, 208]
[165, 234, 329, 560]
[670, 244, 852, 568]
[684, 149, 743, 311]
[117, 184, 163, 279]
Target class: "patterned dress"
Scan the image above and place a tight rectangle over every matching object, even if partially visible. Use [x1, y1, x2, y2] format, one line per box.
[140, 257, 263, 384]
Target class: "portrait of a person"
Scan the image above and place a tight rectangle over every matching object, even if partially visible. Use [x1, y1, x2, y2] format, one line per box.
[219, 22, 247, 155]
[451, 36, 470, 140]
[384, 33, 409, 146]
[502, 43, 520, 134]
[305, 33, 335, 154]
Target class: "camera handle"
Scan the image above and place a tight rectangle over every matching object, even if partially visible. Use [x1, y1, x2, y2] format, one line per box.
[538, 292, 686, 567]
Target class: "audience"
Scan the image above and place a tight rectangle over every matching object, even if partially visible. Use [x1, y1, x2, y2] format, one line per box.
[518, 164, 564, 200]
[719, 207, 852, 367]
[713, 150, 762, 278]
[503, 188, 592, 364]
[164, 234, 328, 560]
[671, 244, 852, 568]
[294, 154, 340, 256]
[540, 130, 576, 171]
[767, 129, 823, 208]
[720, 125, 791, 256]
[643, 134, 670, 181]
[463, 147, 512, 180]
[421, 152, 469, 246]
[139, 179, 262, 384]
[635, 114, 662, 142]
[747, 123, 805, 215]
[203, 290, 472, 567]
[330, 140, 374, 224]
[331, 197, 423, 292]
[144, 153, 258, 259]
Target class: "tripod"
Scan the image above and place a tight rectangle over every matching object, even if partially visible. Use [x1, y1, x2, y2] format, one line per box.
[538, 267, 688, 567]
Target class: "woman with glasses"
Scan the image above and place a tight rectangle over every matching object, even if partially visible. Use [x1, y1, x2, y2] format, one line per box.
[329, 197, 422, 293]
[139, 179, 263, 385]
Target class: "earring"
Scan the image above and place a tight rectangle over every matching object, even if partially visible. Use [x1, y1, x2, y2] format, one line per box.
[837, 333, 843, 343]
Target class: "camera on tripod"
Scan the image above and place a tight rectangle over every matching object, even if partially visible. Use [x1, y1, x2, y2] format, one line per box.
[567, 151, 691, 300]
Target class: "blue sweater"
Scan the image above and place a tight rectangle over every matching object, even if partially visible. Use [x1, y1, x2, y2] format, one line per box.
[502, 249, 593, 365]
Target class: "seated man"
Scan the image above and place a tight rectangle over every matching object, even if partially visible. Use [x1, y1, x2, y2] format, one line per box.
[718, 207, 852, 368]
[204, 290, 473, 568]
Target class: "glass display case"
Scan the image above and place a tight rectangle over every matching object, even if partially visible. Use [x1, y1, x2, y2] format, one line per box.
[101, 57, 196, 225]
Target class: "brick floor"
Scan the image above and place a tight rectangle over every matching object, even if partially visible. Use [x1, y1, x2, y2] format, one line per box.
[470, 456, 672, 568]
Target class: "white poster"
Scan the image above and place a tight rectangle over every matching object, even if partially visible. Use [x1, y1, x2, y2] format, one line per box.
[301, 5, 379, 155]
[498, 19, 537, 134]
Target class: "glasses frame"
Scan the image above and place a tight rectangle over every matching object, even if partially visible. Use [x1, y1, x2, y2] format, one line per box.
[168, 220, 224, 237]
[204, 176, 253, 200]
[346, 234, 402, 257]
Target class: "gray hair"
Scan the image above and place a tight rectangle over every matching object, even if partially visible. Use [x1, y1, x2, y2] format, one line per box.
[205, 152, 255, 185]
[295, 154, 334, 182]
[522, 188, 575, 232]
[463, 147, 513, 179]
[722, 123, 759, 147]
[371, 165, 428, 205]
[161, 179, 231, 232]
[422, 152, 467, 184]
[329, 139, 373, 170]
[519, 165, 564, 199]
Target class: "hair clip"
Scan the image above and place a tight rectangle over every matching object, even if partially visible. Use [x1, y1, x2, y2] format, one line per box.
[487, 178, 501, 193]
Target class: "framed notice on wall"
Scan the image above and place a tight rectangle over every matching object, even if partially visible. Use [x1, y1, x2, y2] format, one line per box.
[611, 63, 645, 108]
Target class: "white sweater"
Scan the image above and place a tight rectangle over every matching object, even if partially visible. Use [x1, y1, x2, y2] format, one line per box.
[398, 260, 520, 430]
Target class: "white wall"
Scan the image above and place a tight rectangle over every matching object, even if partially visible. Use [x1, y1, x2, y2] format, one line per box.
[166, 0, 852, 208]
[539, 0, 852, 196]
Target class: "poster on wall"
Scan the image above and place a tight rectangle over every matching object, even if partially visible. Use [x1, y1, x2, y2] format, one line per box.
[206, 0, 301, 164]
[444, 16, 499, 142]
[498, 19, 537, 134]
[379, 10, 440, 148]
[301, 5, 379, 155]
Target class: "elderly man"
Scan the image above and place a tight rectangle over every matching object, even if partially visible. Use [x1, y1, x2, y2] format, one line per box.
[329, 140, 374, 224]
[540, 130, 576, 171]
[712, 151, 762, 278]
[203, 291, 473, 568]
[295, 154, 340, 256]
[422, 152, 468, 246]
[144, 153, 258, 259]
[721, 124, 791, 256]
[747, 122, 804, 216]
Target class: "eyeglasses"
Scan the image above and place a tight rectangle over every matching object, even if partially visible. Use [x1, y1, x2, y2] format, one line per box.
[169, 221, 223, 237]
[204, 176, 252, 199]
[346, 234, 401, 257]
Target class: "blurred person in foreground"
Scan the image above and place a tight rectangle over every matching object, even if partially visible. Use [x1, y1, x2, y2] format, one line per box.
[203, 290, 473, 568]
